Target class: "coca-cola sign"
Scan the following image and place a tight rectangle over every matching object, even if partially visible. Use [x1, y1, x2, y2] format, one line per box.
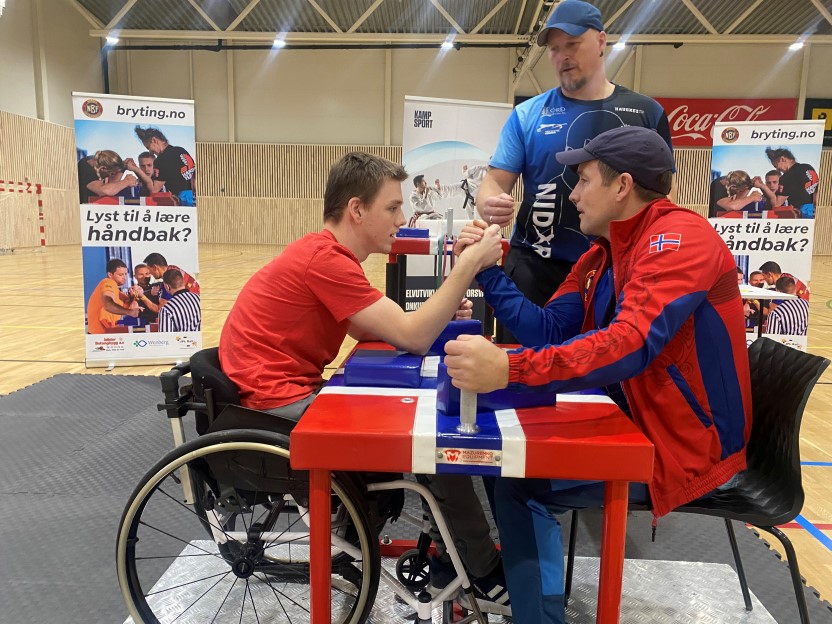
[655, 98, 797, 147]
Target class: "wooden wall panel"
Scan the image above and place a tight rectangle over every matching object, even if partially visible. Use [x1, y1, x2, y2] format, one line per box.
[1, 110, 830, 252]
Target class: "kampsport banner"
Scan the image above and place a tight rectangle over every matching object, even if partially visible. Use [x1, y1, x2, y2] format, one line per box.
[401, 96, 511, 315]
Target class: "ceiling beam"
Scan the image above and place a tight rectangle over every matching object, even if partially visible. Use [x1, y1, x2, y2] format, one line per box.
[68, 0, 104, 29]
[87, 28, 832, 47]
[471, 0, 509, 35]
[226, 0, 261, 32]
[347, 0, 386, 34]
[90, 28, 527, 44]
[306, 0, 343, 33]
[105, 0, 138, 31]
[186, 0, 221, 31]
[605, 0, 637, 31]
[513, 0, 529, 35]
[809, 0, 832, 28]
[430, 0, 466, 34]
[680, 0, 718, 35]
[527, 0, 544, 34]
[723, 0, 764, 35]
[513, 41, 546, 86]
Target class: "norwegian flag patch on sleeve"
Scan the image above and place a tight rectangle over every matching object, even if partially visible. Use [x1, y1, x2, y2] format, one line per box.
[649, 233, 681, 253]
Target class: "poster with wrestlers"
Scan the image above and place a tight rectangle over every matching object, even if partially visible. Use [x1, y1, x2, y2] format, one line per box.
[401, 96, 511, 319]
[73, 92, 200, 367]
[709, 119, 824, 350]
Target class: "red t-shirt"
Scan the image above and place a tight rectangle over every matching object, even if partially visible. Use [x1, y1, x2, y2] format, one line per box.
[219, 230, 383, 410]
[782, 273, 810, 300]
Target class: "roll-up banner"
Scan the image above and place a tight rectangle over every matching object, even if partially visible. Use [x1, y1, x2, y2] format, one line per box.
[709, 120, 824, 350]
[401, 96, 511, 316]
[73, 92, 200, 367]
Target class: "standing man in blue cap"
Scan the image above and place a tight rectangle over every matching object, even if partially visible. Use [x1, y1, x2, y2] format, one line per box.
[477, 0, 672, 343]
[449, 126, 750, 623]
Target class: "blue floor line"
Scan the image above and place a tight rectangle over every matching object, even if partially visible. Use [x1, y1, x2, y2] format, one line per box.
[800, 461, 832, 466]
[795, 515, 832, 552]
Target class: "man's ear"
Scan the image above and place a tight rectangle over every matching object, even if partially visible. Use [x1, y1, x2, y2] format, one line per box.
[598, 31, 607, 56]
[347, 197, 363, 220]
[618, 172, 635, 198]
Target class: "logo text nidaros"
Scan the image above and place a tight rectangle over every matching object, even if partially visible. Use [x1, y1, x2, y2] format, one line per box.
[414, 109, 434, 128]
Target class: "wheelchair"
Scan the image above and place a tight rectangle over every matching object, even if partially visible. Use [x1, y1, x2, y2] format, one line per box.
[115, 348, 489, 624]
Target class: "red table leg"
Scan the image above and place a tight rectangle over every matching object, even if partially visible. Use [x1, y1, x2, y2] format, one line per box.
[309, 469, 331, 623]
[597, 480, 629, 624]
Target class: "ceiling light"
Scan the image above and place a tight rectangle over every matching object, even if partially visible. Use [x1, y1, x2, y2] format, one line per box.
[106, 35, 119, 46]
[613, 41, 626, 51]
[789, 42, 803, 51]
[441, 41, 454, 50]
[273, 37, 286, 49]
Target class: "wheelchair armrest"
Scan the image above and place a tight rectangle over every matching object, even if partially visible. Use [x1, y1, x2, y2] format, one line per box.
[158, 365, 206, 419]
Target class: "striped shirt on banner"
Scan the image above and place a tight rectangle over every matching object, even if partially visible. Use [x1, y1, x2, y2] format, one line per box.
[159, 290, 201, 332]
[767, 298, 809, 336]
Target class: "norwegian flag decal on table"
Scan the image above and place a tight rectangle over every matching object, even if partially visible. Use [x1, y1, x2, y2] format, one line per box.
[649, 233, 681, 253]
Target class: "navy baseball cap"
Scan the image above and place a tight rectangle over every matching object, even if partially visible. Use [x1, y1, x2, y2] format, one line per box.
[555, 126, 675, 195]
[537, 0, 604, 46]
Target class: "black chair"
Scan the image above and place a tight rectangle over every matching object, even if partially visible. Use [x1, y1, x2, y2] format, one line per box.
[565, 337, 829, 623]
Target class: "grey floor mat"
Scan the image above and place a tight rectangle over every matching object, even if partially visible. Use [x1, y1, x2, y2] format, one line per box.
[0, 374, 830, 623]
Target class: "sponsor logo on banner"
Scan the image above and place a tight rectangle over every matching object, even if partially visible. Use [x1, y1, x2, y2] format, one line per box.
[656, 98, 797, 147]
[176, 335, 198, 349]
[413, 109, 434, 128]
[436, 447, 502, 467]
[721, 127, 740, 143]
[93, 337, 125, 352]
[81, 99, 104, 118]
[133, 339, 170, 348]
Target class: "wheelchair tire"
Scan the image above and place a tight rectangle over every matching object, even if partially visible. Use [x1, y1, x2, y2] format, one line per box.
[116, 429, 380, 624]
[395, 548, 430, 590]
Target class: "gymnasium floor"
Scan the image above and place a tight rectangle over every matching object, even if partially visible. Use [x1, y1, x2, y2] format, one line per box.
[1, 243, 831, 607]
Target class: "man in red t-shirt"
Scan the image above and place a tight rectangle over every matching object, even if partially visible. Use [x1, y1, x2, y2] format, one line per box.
[220, 151, 512, 614]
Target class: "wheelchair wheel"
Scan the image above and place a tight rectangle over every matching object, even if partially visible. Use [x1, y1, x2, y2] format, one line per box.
[395, 548, 430, 590]
[116, 429, 379, 623]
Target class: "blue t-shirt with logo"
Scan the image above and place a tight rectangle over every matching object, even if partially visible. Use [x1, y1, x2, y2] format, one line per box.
[491, 85, 672, 263]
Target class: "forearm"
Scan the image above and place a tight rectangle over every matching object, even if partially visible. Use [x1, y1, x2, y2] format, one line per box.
[139, 296, 159, 314]
[394, 261, 480, 354]
[476, 174, 509, 216]
[477, 266, 582, 346]
[102, 297, 132, 315]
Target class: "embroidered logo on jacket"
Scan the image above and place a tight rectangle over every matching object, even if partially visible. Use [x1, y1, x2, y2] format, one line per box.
[649, 233, 682, 253]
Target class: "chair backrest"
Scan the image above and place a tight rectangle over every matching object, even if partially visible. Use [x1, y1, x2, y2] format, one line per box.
[190, 347, 241, 432]
[745, 337, 829, 514]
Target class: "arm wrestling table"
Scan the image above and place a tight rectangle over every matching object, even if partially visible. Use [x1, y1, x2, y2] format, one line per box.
[290, 343, 655, 624]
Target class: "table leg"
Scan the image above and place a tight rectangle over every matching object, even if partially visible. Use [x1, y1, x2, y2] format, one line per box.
[309, 469, 331, 624]
[597, 480, 629, 624]
[757, 308, 764, 339]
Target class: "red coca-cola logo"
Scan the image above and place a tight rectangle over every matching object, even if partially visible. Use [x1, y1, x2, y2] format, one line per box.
[655, 98, 797, 147]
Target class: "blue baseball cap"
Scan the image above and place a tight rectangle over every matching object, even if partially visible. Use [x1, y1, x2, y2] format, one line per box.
[536, 0, 604, 46]
[555, 126, 675, 195]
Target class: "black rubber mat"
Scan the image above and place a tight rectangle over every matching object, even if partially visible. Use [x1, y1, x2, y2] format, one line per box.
[0, 373, 830, 623]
